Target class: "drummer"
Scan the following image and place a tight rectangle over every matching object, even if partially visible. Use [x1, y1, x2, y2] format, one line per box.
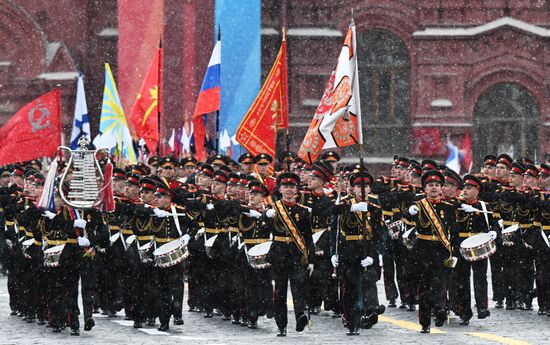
[130, 176, 159, 329]
[452, 174, 499, 325]
[236, 180, 274, 329]
[138, 179, 191, 331]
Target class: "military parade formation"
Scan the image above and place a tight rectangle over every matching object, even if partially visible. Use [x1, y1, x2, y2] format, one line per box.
[0, 146, 549, 337]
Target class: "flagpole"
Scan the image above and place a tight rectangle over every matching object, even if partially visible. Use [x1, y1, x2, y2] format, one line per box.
[282, 27, 290, 171]
[157, 40, 162, 157]
[348, 13, 368, 258]
[214, 27, 221, 156]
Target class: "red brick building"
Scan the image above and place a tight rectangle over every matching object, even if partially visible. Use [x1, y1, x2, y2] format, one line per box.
[262, 1, 550, 168]
[1, 1, 548, 169]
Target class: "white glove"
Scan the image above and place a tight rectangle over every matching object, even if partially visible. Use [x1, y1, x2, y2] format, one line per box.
[5, 239, 13, 248]
[195, 227, 205, 240]
[331, 255, 339, 268]
[460, 203, 477, 213]
[361, 256, 374, 267]
[153, 208, 171, 218]
[307, 264, 314, 276]
[78, 237, 90, 247]
[74, 219, 87, 229]
[266, 209, 276, 218]
[306, 206, 312, 213]
[248, 209, 262, 218]
[489, 231, 497, 239]
[182, 234, 191, 246]
[43, 211, 56, 219]
[408, 205, 418, 216]
[350, 202, 368, 213]
[206, 203, 214, 210]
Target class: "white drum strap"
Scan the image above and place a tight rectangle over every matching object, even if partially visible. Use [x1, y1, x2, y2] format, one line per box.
[480, 201, 490, 232]
[170, 204, 183, 237]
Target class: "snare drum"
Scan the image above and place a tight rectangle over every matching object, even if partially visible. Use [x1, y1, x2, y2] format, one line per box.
[153, 239, 186, 268]
[205, 235, 218, 259]
[247, 241, 272, 269]
[312, 230, 327, 256]
[44, 245, 65, 267]
[459, 233, 496, 262]
[386, 220, 404, 238]
[138, 241, 154, 263]
[502, 224, 519, 241]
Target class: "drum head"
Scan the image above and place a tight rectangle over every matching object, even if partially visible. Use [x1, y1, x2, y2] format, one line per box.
[248, 241, 272, 256]
[153, 239, 182, 256]
[461, 233, 492, 249]
[312, 230, 326, 244]
[205, 234, 218, 247]
[125, 234, 136, 246]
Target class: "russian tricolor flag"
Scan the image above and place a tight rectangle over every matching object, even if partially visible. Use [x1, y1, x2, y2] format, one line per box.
[193, 39, 220, 160]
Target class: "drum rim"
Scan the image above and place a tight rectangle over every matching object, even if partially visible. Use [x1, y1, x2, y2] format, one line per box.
[460, 233, 493, 248]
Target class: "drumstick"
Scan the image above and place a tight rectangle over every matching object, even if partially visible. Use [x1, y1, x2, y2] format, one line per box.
[153, 213, 188, 217]
[459, 207, 493, 214]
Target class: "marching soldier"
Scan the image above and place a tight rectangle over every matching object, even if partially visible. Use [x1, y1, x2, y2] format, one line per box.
[406, 170, 457, 333]
[301, 163, 337, 315]
[331, 171, 385, 335]
[254, 153, 276, 194]
[236, 180, 273, 328]
[136, 179, 190, 331]
[452, 174, 498, 325]
[266, 172, 314, 337]
[238, 153, 255, 174]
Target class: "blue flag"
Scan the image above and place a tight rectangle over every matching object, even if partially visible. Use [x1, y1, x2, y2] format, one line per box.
[215, 0, 261, 158]
[70, 74, 91, 149]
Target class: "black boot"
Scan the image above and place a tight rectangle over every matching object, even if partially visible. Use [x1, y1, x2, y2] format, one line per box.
[70, 328, 80, 336]
[478, 309, 490, 319]
[174, 317, 184, 325]
[84, 318, 95, 331]
[133, 321, 143, 329]
[157, 323, 169, 332]
[495, 300, 504, 309]
[52, 326, 61, 333]
[146, 317, 156, 326]
[459, 317, 470, 326]
[248, 321, 257, 329]
[434, 310, 446, 327]
[276, 327, 287, 337]
[295, 313, 309, 332]
[388, 299, 396, 308]
[420, 325, 430, 333]
[346, 326, 360, 336]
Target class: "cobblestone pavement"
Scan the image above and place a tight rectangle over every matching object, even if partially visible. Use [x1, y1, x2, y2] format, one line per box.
[0, 274, 548, 345]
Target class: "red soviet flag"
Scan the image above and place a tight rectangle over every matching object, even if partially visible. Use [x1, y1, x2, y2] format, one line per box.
[128, 48, 161, 153]
[0, 89, 61, 165]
